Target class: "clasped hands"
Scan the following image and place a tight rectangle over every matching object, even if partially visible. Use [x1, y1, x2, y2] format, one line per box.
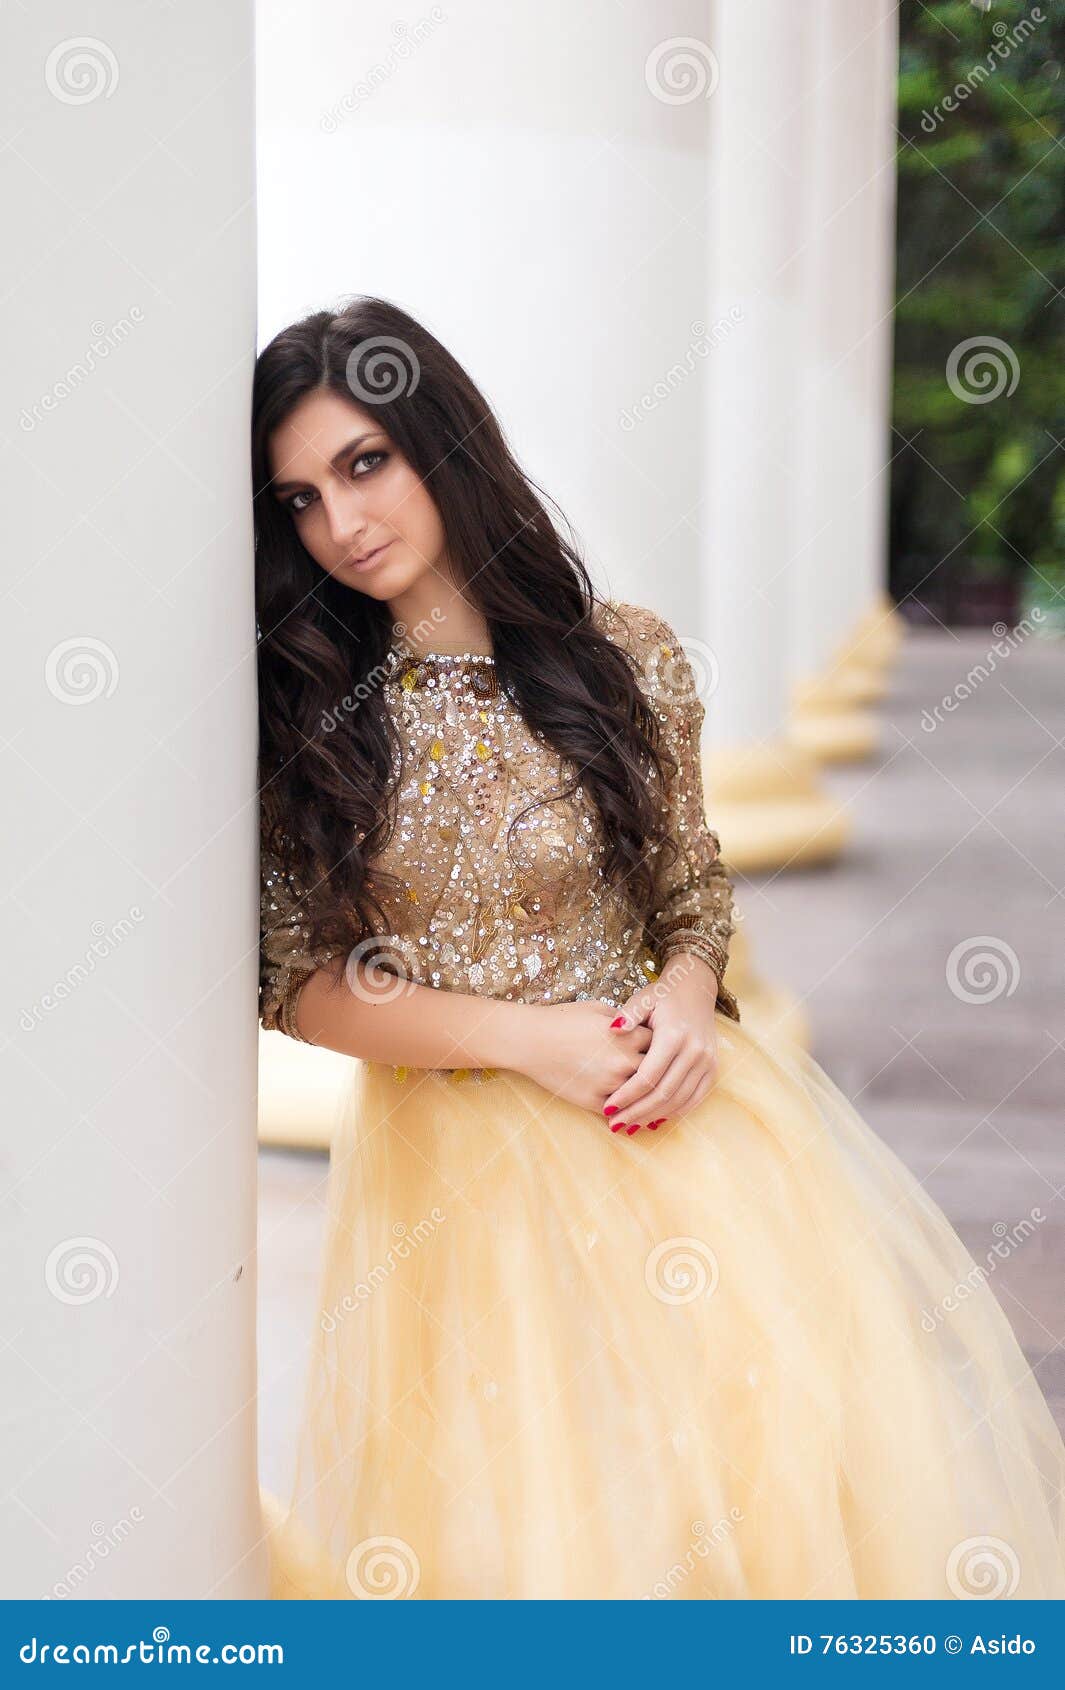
[516, 953, 722, 1135]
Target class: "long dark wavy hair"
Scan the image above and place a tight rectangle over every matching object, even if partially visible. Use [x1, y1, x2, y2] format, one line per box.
[253, 294, 680, 958]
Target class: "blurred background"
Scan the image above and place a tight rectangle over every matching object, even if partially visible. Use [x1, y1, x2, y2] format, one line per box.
[893, 1, 1065, 630]
[4, 0, 1062, 1598]
[255, 0, 1065, 1485]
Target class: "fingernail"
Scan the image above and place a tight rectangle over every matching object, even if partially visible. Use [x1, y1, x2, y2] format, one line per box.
[610, 1017, 626, 1029]
[610, 1121, 625, 1133]
[603, 1105, 619, 1116]
[626, 1122, 641, 1134]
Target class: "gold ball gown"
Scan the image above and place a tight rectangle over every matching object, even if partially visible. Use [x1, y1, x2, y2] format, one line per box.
[258, 600, 1065, 1601]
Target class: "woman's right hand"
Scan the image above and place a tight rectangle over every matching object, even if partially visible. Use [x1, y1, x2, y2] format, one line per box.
[511, 1000, 653, 1117]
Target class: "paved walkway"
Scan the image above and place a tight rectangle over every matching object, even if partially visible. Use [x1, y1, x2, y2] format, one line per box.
[258, 626, 1065, 1495]
[743, 627, 1065, 1429]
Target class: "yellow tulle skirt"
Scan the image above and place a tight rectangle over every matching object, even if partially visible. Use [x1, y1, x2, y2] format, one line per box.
[262, 1012, 1065, 1599]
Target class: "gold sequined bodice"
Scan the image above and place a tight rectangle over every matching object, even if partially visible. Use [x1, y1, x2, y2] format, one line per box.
[260, 599, 739, 1045]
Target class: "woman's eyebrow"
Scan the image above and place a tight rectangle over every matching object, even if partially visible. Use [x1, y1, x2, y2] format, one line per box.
[271, 432, 378, 494]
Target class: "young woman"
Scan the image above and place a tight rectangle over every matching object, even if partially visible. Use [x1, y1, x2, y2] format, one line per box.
[255, 297, 1065, 1601]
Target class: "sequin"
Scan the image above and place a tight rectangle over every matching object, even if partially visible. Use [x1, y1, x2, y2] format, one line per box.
[259, 601, 740, 1061]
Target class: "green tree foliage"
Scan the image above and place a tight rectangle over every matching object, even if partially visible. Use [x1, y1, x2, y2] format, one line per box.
[893, 0, 1065, 619]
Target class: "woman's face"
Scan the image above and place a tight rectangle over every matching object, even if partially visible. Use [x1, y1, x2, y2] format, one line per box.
[266, 387, 448, 602]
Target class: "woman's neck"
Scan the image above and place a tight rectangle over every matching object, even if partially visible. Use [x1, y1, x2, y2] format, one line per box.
[388, 596, 492, 657]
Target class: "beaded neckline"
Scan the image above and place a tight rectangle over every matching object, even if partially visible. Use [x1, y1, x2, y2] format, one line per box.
[390, 644, 495, 666]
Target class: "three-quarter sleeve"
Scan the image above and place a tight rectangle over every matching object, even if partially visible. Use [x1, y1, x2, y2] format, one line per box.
[259, 844, 347, 1042]
[623, 604, 740, 1023]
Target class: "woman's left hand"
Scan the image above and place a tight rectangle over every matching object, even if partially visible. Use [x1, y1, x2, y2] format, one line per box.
[599, 954, 721, 1133]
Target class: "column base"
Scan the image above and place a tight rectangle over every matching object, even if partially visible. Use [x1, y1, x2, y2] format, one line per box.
[705, 740, 850, 873]
[846, 592, 905, 670]
[258, 1030, 354, 1151]
[788, 675, 879, 764]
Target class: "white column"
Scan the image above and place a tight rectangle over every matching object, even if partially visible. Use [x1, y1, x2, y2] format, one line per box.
[704, 0, 806, 746]
[700, 0, 849, 868]
[256, 0, 711, 635]
[789, 0, 900, 748]
[0, 4, 263, 1596]
[853, 1, 901, 651]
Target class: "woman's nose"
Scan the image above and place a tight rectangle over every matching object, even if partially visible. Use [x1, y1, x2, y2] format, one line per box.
[320, 487, 368, 550]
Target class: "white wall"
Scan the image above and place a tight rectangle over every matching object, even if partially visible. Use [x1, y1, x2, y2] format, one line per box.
[0, 1, 264, 1597]
[256, 0, 712, 636]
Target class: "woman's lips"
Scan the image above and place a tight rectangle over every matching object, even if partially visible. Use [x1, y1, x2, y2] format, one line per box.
[346, 540, 393, 570]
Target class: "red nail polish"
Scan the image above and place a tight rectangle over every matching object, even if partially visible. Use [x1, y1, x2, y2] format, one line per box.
[603, 1105, 619, 1116]
[610, 1017, 626, 1028]
[626, 1122, 641, 1134]
[610, 1121, 625, 1132]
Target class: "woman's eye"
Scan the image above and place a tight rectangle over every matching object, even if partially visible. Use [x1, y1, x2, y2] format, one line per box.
[285, 451, 387, 514]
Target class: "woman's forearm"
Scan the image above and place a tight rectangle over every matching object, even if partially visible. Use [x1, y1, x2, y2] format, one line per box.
[294, 956, 529, 1071]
